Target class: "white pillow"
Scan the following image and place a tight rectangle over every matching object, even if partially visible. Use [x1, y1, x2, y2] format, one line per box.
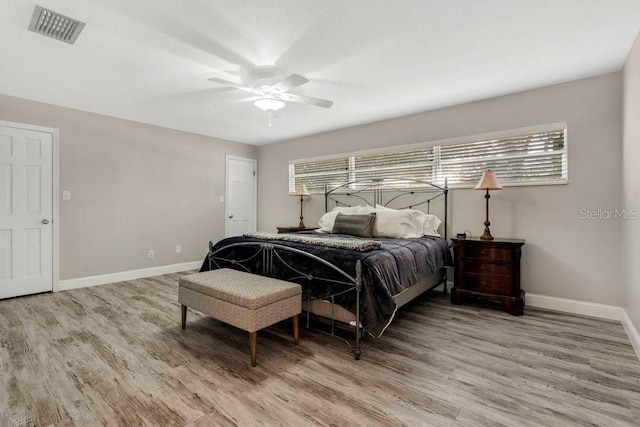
[334, 205, 362, 214]
[317, 205, 373, 232]
[371, 209, 422, 238]
[375, 205, 441, 237]
[357, 205, 376, 214]
[421, 214, 442, 237]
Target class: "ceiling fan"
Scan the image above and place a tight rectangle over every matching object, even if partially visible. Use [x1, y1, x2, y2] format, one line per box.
[208, 71, 333, 112]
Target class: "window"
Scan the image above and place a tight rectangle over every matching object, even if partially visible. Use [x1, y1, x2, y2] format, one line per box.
[289, 124, 567, 193]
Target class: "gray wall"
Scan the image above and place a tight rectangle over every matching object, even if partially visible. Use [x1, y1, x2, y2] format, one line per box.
[258, 72, 623, 306]
[623, 32, 640, 331]
[0, 94, 257, 280]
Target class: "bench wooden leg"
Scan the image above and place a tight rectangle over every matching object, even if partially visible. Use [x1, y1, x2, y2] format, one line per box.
[181, 304, 187, 329]
[250, 331, 257, 367]
[293, 314, 299, 345]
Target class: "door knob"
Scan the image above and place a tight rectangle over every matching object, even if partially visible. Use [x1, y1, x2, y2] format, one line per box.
[228, 215, 234, 219]
[41, 219, 50, 224]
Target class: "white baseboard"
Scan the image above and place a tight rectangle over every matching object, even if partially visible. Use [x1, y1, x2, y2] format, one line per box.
[502, 293, 640, 362]
[58, 261, 201, 291]
[525, 293, 623, 321]
[622, 310, 640, 362]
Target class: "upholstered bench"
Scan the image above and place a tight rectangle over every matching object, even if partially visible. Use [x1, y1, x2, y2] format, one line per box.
[178, 269, 302, 367]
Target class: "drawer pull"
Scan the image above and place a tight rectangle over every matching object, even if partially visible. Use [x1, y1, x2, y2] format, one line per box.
[480, 265, 489, 272]
[480, 249, 489, 256]
[480, 280, 488, 288]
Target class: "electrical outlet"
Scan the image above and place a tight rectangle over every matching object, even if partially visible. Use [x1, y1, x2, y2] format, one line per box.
[148, 250, 154, 259]
[62, 190, 71, 200]
[175, 245, 181, 254]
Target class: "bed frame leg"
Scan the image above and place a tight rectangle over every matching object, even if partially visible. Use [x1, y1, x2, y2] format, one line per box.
[442, 269, 448, 295]
[181, 304, 187, 329]
[354, 261, 362, 360]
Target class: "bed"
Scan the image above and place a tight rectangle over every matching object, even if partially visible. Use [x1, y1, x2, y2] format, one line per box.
[199, 178, 453, 359]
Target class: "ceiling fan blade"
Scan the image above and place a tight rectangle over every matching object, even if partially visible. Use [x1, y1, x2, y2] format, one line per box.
[210, 94, 260, 106]
[280, 93, 333, 108]
[208, 77, 264, 95]
[271, 74, 309, 92]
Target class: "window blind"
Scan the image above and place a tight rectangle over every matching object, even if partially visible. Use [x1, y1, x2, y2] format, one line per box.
[353, 148, 434, 184]
[289, 127, 567, 193]
[437, 130, 567, 185]
[289, 157, 349, 193]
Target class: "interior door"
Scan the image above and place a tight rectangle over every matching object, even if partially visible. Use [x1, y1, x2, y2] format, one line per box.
[0, 125, 53, 299]
[225, 156, 256, 237]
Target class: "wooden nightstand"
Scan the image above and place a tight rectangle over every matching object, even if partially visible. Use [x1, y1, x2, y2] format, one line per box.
[451, 237, 525, 315]
[277, 226, 318, 234]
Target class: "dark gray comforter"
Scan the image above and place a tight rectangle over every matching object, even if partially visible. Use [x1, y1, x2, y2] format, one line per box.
[199, 233, 452, 337]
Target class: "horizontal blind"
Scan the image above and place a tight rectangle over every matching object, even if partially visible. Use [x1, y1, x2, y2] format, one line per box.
[354, 148, 434, 184]
[437, 130, 566, 186]
[290, 157, 349, 193]
[289, 126, 567, 193]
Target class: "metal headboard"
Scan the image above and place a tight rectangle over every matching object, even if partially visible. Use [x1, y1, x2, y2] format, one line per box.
[324, 178, 448, 239]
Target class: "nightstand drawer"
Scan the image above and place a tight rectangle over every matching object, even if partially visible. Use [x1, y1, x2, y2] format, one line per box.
[458, 259, 512, 276]
[458, 244, 513, 262]
[460, 274, 513, 295]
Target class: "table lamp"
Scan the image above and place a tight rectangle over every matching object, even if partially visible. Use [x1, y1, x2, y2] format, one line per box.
[474, 170, 502, 240]
[294, 183, 310, 228]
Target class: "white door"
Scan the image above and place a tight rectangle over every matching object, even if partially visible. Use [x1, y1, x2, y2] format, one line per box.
[0, 125, 53, 299]
[225, 156, 256, 237]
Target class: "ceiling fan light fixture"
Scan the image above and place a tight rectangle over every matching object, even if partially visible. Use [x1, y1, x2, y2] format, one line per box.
[253, 98, 285, 112]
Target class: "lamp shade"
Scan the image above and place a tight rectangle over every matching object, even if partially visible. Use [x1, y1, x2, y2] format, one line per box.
[294, 183, 310, 196]
[474, 170, 503, 190]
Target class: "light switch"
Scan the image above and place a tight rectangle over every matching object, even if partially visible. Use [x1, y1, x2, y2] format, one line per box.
[62, 190, 71, 200]
[219, 195, 224, 202]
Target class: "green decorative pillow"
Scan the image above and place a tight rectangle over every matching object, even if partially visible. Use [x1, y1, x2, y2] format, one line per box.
[332, 212, 377, 238]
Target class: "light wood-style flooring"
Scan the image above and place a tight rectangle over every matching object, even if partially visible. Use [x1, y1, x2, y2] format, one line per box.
[1, 271, 639, 426]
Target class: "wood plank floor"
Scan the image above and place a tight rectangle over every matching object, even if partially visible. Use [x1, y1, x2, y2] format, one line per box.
[1, 271, 639, 426]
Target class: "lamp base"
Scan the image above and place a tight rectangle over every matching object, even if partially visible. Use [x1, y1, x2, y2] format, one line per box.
[480, 221, 494, 240]
[298, 195, 305, 229]
[480, 229, 494, 240]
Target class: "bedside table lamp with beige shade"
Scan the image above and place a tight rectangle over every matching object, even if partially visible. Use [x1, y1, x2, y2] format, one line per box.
[293, 183, 311, 229]
[474, 170, 502, 240]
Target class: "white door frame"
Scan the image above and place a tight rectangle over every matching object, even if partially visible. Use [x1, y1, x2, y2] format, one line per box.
[0, 120, 59, 292]
[225, 155, 257, 237]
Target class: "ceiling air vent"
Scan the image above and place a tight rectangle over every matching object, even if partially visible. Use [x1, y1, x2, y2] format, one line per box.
[28, 5, 85, 45]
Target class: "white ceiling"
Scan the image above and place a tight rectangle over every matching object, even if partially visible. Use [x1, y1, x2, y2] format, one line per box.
[1, 1, 640, 146]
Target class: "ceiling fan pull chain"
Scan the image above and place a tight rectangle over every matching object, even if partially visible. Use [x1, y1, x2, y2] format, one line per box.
[268, 111, 273, 128]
